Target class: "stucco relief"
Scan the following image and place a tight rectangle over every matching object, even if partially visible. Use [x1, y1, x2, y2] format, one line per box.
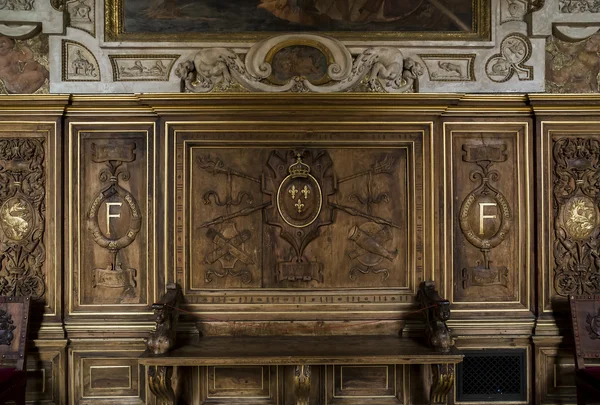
[176, 35, 423, 93]
[0, 0, 34, 10]
[559, 0, 600, 12]
[62, 40, 100, 81]
[0, 34, 49, 94]
[546, 33, 600, 92]
[67, 0, 95, 36]
[485, 33, 533, 83]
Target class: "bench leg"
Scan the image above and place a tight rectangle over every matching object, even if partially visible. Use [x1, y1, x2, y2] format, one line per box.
[294, 365, 311, 405]
[148, 365, 176, 405]
[430, 363, 454, 405]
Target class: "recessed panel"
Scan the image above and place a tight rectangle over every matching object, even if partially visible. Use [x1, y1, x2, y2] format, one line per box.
[174, 128, 431, 311]
[444, 122, 531, 311]
[68, 123, 156, 315]
[208, 366, 269, 397]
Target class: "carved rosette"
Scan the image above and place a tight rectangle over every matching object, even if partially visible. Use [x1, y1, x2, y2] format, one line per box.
[459, 143, 511, 289]
[0, 139, 45, 299]
[553, 137, 600, 296]
[87, 142, 141, 297]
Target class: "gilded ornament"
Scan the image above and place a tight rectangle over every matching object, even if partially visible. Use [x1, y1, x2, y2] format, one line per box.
[564, 197, 597, 239]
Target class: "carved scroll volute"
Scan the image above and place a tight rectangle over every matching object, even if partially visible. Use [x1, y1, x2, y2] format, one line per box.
[553, 137, 600, 297]
[0, 139, 46, 299]
[459, 143, 511, 290]
[86, 142, 141, 302]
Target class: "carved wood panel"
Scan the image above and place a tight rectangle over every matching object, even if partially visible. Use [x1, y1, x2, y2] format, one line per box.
[26, 340, 66, 405]
[0, 124, 59, 320]
[326, 365, 402, 404]
[69, 342, 146, 405]
[539, 124, 600, 313]
[443, 122, 531, 313]
[67, 123, 156, 315]
[198, 366, 280, 404]
[170, 126, 433, 314]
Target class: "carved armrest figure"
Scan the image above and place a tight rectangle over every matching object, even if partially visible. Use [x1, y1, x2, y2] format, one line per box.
[146, 283, 182, 355]
[418, 281, 455, 353]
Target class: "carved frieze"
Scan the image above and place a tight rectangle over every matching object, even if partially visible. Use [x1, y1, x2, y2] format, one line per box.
[0, 0, 34, 10]
[175, 34, 423, 93]
[109, 55, 179, 81]
[559, 0, 600, 12]
[0, 139, 46, 299]
[552, 137, 600, 296]
[419, 54, 475, 82]
[62, 40, 99, 81]
[486, 33, 533, 83]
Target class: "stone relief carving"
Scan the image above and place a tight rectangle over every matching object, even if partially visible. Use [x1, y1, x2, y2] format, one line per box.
[0, 139, 46, 300]
[486, 33, 533, 82]
[0, 0, 34, 10]
[176, 35, 422, 93]
[0, 34, 49, 94]
[67, 0, 94, 36]
[419, 54, 475, 81]
[501, 0, 528, 22]
[560, 0, 600, 12]
[62, 40, 99, 81]
[50, 0, 63, 10]
[109, 55, 178, 81]
[87, 142, 141, 300]
[546, 33, 600, 93]
[553, 137, 600, 296]
[459, 143, 511, 289]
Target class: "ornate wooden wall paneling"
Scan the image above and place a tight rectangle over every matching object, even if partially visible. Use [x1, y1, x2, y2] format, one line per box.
[2, 93, 600, 404]
[64, 97, 158, 338]
[142, 95, 447, 325]
[0, 95, 68, 404]
[441, 119, 534, 317]
[529, 95, 600, 404]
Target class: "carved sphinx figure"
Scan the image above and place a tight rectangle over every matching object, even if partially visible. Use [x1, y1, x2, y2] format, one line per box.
[364, 46, 423, 91]
[176, 48, 245, 92]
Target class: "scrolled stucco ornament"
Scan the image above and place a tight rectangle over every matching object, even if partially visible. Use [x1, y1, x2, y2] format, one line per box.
[175, 35, 422, 93]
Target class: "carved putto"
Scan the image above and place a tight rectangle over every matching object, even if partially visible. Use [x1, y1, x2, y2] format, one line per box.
[175, 34, 422, 93]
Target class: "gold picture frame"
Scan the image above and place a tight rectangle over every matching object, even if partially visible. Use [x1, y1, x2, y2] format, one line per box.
[105, 0, 491, 43]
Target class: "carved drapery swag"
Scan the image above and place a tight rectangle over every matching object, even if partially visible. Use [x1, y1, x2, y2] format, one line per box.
[0, 139, 45, 299]
[553, 137, 600, 296]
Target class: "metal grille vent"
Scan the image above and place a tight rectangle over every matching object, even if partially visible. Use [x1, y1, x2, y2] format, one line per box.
[456, 349, 526, 402]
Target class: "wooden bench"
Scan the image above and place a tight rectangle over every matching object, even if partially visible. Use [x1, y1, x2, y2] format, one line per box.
[140, 282, 462, 405]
